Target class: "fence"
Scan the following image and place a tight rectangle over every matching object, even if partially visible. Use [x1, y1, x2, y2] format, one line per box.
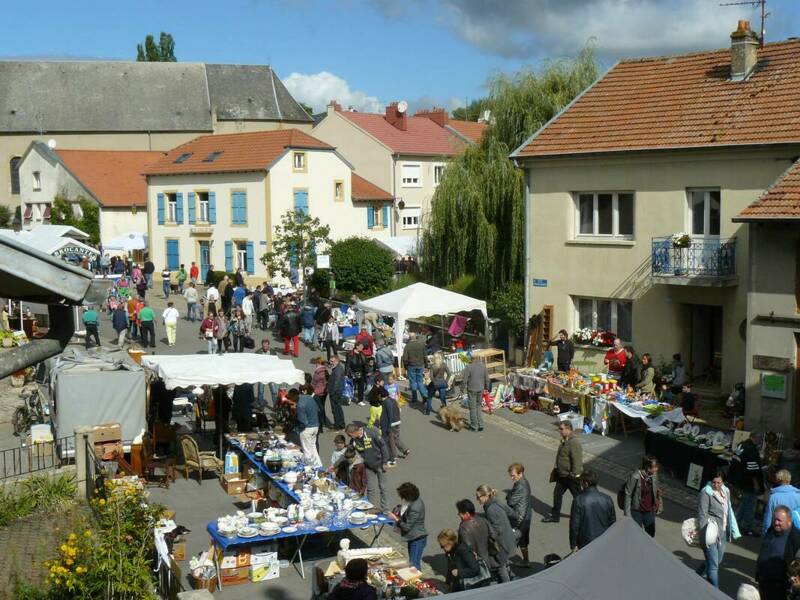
[651, 236, 736, 278]
[0, 435, 73, 481]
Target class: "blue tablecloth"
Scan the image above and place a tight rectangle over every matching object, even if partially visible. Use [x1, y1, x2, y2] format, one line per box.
[339, 325, 359, 338]
[229, 438, 302, 503]
[208, 514, 392, 551]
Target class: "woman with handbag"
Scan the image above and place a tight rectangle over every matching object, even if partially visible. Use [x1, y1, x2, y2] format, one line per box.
[696, 471, 741, 588]
[438, 529, 490, 591]
[476, 484, 516, 583]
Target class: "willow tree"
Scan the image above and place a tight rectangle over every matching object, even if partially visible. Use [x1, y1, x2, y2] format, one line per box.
[421, 46, 598, 297]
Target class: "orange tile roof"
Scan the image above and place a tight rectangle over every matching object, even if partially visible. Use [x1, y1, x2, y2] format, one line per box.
[351, 173, 393, 202]
[514, 39, 800, 158]
[735, 160, 800, 221]
[56, 149, 161, 207]
[143, 129, 333, 176]
[339, 111, 466, 155]
[447, 120, 487, 143]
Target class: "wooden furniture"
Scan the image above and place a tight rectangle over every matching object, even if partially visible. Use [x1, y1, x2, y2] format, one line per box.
[143, 435, 176, 488]
[472, 348, 507, 382]
[180, 435, 223, 484]
[526, 305, 553, 367]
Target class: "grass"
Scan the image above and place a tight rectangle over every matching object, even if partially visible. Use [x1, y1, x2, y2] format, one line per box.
[0, 472, 77, 527]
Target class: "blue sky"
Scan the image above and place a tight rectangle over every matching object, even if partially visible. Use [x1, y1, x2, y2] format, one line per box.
[1, 0, 798, 114]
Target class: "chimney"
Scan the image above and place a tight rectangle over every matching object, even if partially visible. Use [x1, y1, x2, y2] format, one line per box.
[384, 102, 408, 131]
[730, 20, 759, 81]
[327, 100, 342, 115]
[415, 107, 448, 128]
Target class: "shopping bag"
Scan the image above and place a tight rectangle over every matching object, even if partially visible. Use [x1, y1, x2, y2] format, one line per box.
[343, 377, 354, 399]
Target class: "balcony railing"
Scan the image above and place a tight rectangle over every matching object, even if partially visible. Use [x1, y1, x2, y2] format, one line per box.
[651, 236, 736, 279]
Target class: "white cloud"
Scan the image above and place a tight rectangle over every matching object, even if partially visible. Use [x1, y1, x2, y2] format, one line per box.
[283, 71, 384, 114]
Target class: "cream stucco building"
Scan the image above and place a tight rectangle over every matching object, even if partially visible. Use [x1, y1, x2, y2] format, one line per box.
[144, 129, 393, 283]
[512, 24, 800, 433]
[1, 61, 312, 212]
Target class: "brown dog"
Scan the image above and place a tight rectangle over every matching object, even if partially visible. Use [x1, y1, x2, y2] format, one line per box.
[439, 404, 464, 432]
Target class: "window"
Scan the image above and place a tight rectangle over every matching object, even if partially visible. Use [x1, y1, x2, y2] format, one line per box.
[334, 181, 344, 202]
[575, 192, 634, 238]
[166, 193, 177, 222]
[32, 171, 41, 191]
[688, 189, 721, 236]
[231, 191, 248, 225]
[198, 192, 209, 222]
[367, 205, 388, 229]
[293, 152, 306, 171]
[173, 152, 193, 164]
[433, 165, 445, 186]
[574, 297, 633, 342]
[9, 157, 21, 195]
[236, 242, 248, 272]
[401, 207, 421, 230]
[293, 190, 309, 215]
[202, 151, 223, 163]
[401, 163, 421, 187]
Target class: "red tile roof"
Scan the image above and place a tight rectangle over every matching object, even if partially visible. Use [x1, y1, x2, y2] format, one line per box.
[351, 173, 393, 202]
[735, 160, 800, 221]
[514, 39, 800, 158]
[339, 111, 466, 155]
[143, 129, 333, 176]
[447, 120, 487, 143]
[56, 149, 161, 207]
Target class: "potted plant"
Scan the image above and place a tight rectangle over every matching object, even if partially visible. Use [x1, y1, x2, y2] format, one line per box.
[672, 232, 691, 275]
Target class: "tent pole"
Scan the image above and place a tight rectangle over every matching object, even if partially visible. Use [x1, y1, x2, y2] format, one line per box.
[440, 314, 445, 351]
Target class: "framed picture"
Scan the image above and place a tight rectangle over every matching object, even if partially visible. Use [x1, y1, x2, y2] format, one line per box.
[687, 463, 704, 490]
[761, 373, 787, 400]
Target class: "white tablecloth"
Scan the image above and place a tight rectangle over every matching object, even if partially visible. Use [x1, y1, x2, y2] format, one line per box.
[610, 401, 685, 429]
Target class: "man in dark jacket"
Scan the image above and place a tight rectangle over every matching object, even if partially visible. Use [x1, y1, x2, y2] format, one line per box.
[346, 423, 390, 510]
[569, 469, 616, 550]
[402, 332, 429, 405]
[279, 304, 302, 357]
[733, 432, 764, 536]
[327, 356, 346, 429]
[544, 420, 583, 523]
[143, 259, 155, 289]
[506, 463, 533, 566]
[549, 329, 575, 372]
[301, 304, 317, 349]
[757, 506, 800, 600]
[456, 499, 492, 567]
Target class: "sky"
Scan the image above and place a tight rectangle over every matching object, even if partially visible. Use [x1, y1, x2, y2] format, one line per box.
[1, 0, 798, 115]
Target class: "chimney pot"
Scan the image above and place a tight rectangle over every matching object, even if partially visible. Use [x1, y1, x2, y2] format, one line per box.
[414, 107, 448, 127]
[730, 19, 759, 81]
[385, 102, 408, 131]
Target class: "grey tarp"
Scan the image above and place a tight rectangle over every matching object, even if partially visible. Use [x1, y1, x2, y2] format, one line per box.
[448, 518, 729, 600]
[47, 347, 146, 442]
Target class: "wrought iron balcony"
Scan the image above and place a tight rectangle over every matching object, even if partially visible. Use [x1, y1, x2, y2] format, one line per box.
[651, 236, 737, 286]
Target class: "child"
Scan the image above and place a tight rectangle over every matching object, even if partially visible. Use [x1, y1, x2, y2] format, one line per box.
[329, 434, 347, 471]
[680, 382, 697, 413]
[338, 447, 367, 496]
[367, 375, 388, 426]
[386, 373, 399, 404]
[380, 384, 409, 466]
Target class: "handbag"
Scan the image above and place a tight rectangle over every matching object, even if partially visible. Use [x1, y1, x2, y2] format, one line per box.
[343, 377, 354, 399]
[549, 468, 558, 483]
[462, 557, 491, 589]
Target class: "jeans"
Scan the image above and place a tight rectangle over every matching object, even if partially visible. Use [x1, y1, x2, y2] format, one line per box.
[385, 426, 408, 462]
[165, 322, 177, 345]
[353, 378, 365, 404]
[407, 366, 428, 402]
[162, 280, 170, 298]
[140, 321, 156, 348]
[128, 320, 138, 340]
[314, 394, 330, 430]
[302, 326, 315, 346]
[145, 273, 153, 289]
[324, 340, 338, 360]
[207, 338, 216, 355]
[299, 427, 322, 468]
[467, 391, 484, 430]
[696, 538, 726, 588]
[187, 302, 197, 322]
[233, 334, 245, 353]
[407, 536, 427, 571]
[330, 394, 345, 428]
[84, 323, 100, 348]
[434, 382, 447, 408]
[551, 475, 580, 518]
[366, 467, 388, 511]
[631, 510, 656, 537]
[735, 490, 758, 532]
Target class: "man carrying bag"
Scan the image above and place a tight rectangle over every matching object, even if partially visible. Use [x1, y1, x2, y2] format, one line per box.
[543, 420, 583, 523]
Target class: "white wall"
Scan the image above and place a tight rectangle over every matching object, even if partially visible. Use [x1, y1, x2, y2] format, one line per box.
[19, 147, 87, 228]
[393, 155, 447, 237]
[100, 208, 148, 248]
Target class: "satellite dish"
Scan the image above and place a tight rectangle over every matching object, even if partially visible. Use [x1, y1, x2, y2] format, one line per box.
[47, 139, 57, 149]
[397, 100, 408, 114]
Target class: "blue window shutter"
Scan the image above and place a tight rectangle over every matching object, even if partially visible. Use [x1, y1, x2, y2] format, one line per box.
[225, 241, 233, 272]
[157, 193, 164, 225]
[367, 207, 374, 229]
[208, 192, 217, 224]
[175, 192, 184, 224]
[166, 239, 179, 270]
[240, 192, 248, 225]
[293, 190, 309, 216]
[246, 241, 255, 274]
[382, 206, 389, 228]
[188, 192, 196, 224]
[231, 192, 239, 224]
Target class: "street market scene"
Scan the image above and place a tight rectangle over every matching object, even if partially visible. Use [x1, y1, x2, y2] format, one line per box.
[2, 2, 800, 600]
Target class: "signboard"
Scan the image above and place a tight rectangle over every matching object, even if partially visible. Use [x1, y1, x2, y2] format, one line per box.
[761, 372, 787, 400]
[753, 355, 792, 372]
[532, 278, 548, 288]
[316, 254, 330, 269]
[686, 463, 704, 490]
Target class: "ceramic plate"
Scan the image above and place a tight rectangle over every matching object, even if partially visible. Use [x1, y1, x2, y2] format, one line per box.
[237, 527, 258, 538]
[282, 526, 298, 533]
[355, 501, 373, 510]
[315, 526, 329, 532]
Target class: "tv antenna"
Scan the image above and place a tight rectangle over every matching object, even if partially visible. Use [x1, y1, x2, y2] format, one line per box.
[720, 0, 769, 47]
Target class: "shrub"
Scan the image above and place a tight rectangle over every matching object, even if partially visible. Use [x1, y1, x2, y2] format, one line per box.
[488, 283, 525, 339]
[0, 472, 76, 527]
[329, 237, 394, 296]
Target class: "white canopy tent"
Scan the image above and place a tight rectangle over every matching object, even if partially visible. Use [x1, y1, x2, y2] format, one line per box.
[103, 231, 147, 253]
[357, 282, 488, 366]
[376, 236, 418, 257]
[140, 354, 304, 390]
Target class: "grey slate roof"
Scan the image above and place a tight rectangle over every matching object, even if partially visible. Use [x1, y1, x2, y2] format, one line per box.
[205, 64, 312, 123]
[0, 61, 310, 133]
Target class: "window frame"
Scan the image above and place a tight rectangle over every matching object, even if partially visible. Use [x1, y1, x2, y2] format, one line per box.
[400, 163, 422, 188]
[573, 296, 633, 342]
[166, 192, 178, 223]
[686, 188, 721, 237]
[9, 156, 21, 195]
[293, 152, 307, 173]
[32, 171, 42, 192]
[235, 240, 248, 272]
[370, 206, 385, 229]
[334, 180, 344, 203]
[433, 164, 445, 186]
[197, 191, 210, 223]
[573, 191, 634, 239]
[401, 207, 421, 230]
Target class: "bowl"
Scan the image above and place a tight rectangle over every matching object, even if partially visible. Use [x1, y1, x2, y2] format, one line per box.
[219, 528, 237, 539]
[247, 512, 266, 525]
[350, 511, 366, 524]
[283, 472, 298, 484]
[270, 515, 289, 526]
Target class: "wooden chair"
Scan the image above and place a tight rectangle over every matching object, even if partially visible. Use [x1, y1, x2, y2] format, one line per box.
[143, 435, 176, 488]
[180, 435, 222, 484]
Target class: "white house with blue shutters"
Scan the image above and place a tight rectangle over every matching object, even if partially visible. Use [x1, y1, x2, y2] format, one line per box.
[143, 129, 393, 284]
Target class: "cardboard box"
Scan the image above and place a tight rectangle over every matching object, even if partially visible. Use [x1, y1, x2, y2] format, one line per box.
[172, 538, 187, 561]
[220, 473, 247, 496]
[92, 423, 122, 443]
[218, 548, 250, 569]
[220, 566, 249, 586]
[250, 548, 278, 566]
[250, 558, 279, 582]
[95, 441, 124, 460]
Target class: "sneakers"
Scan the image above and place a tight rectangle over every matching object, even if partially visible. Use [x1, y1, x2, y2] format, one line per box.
[357, 401, 367, 406]
[541, 514, 560, 523]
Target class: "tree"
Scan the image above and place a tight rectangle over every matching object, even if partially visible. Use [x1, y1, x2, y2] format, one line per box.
[261, 209, 332, 283]
[0, 205, 12, 228]
[136, 32, 176, 62]
[421, 45, 598, 298]
[328, 237, 394, 296]
[49, 192, 100, 244]
[452, 98, 490, 122]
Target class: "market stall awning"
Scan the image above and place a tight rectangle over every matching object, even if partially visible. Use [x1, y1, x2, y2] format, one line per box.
[140, 354, 304, 390]
[357, 282, 487, 364]
[103, 231, 147, 252]
[376, 235, 418, 257]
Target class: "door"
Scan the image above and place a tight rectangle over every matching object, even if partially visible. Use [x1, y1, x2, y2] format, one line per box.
[690, 305, 722, 383]
[688, 190, 721, 273]
[199, 241, 210, 276]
